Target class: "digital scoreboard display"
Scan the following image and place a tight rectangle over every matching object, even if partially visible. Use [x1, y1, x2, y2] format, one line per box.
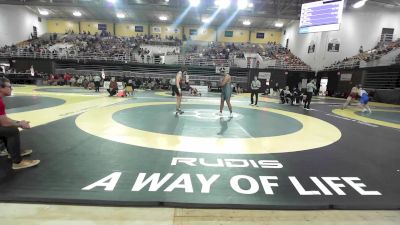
[299, 0, 344, 34]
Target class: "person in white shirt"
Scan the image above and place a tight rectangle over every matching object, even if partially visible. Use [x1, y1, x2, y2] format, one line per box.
[94, 75, 101, 92]
[250, 76, 261, 106]
[304, 79, 316, 110]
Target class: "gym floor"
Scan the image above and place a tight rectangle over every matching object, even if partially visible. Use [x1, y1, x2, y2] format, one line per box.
[0, 85, 399, 223]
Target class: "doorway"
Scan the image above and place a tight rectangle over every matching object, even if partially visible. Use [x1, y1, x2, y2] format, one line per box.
[319, 78, 328, 96]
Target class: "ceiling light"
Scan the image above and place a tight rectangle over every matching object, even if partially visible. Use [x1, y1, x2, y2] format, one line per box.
[116, 12, 125, 18]
[107, 0, 117, 3]
[165, 0, 170, 2]
[189, 0, 200, 7]
[73, 11, 82, 17]
[238, 0, 249, 10]
[159, 16, 168, 21]
[248, 2, 254, 7]
[243, 20, 251, 26]
[202, 17, 211, 23]
[275, 22, 283, 28]
[215, 0, 231, 9]
[352, 0, 368, 8]
[39, 9, 49, 16]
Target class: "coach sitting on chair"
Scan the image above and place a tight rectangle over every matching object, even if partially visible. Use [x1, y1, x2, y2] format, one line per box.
[0, 77, 40, 170]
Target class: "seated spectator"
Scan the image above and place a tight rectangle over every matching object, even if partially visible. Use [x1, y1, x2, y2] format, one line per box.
[279, 89, 286, 104]
[0, 78, 40, 170]
[125, 80, 134, 96]
[291, 87, 302, 105]
[82, 78, 89, 89]
[280, 86, 292, 104]
[235, 83, 242, 94]
[70, 76, 76, 86]
[189, 86, 201, 96]
[87, 82, 95, 90]
[107, 78, 118, 96]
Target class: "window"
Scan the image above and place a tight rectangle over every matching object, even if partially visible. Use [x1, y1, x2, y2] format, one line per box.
[224, 31, 233, 37]
[135, 26, 144, 32]
[98, 24, 107, 31]
[189, 29, 198, 35]
[381, 28, 394, 42]
[256, 32, 264, 39]
[32, 26, 38, 39]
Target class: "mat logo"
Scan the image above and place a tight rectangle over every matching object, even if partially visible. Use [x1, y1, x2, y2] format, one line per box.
[81, 172, 382, 196]
[171, 157, 283, 168]
[176, 110, 242, 120]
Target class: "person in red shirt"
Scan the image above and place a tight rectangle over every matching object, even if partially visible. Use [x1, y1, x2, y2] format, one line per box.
[0, 77, 40, 170]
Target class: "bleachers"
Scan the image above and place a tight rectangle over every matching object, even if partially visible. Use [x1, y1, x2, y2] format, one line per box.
[0, 32, 315, 71]
[54, 62, 248, 89]
[3, 73, 38, 84]
[140, 45, 180, 55]
[324, 39, 400, 70]
[363, 71, 400, 89]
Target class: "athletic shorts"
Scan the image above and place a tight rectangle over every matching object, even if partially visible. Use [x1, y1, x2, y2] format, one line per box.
[221, 91, 232, 101]
[349, 92, 357, 99]
[172, 85, 181, 96]
[360, 95, 369, 105]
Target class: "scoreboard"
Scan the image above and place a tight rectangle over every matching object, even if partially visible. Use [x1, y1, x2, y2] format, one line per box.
[299, 0, 344, 34]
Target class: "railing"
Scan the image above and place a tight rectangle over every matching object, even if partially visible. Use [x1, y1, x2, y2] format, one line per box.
[323, 61, 360, 71]
[0, 51, 137, 63]
[0, 51, 312, 71]
[395, 56, 400, 65]
[53, 68, 248, 85]
[177, 55, 232, 67]
[232, 58, 312, 71]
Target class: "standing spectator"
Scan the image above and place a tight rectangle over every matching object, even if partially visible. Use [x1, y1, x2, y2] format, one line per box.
[147, 54, 151, 64]
[169, 77, 176, 96]
[235, 83, 242, 94]
[63, 73, 71, 86]
[272, 82, 279, 96]
[250, 76, 261, 106]
[304, 79, 316, 110]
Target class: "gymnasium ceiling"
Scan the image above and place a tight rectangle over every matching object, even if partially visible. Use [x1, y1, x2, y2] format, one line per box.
[0, 0, 399, 28]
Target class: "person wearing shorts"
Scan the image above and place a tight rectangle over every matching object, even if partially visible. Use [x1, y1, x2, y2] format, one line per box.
[218, 71, 233, 118]
[174, 67, 187, 115]
[342, 85, 359, 109]
[358, 85, 371, 113]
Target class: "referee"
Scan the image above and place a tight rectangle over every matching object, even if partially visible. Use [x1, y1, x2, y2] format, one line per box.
[250, 76, 261, 106]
